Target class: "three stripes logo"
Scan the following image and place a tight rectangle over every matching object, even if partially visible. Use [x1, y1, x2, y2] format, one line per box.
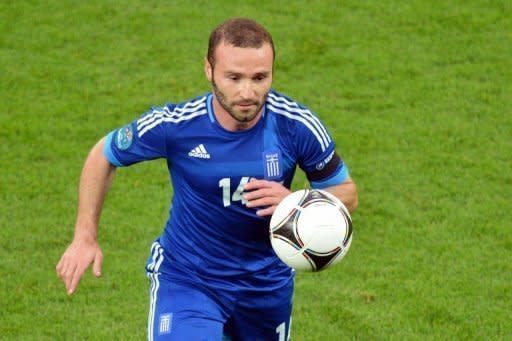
[188, 144, 211, 159]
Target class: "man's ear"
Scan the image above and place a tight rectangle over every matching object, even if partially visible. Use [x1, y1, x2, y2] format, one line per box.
[204, 58, 212, 81]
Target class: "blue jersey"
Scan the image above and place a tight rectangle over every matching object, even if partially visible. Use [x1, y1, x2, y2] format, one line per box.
[103, 90, 349, 279]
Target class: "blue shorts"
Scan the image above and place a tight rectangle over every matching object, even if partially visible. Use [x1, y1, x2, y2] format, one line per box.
[146, 240, 294, 340]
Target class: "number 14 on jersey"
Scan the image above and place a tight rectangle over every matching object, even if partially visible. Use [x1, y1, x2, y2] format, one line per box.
[218, 177, 250, 207]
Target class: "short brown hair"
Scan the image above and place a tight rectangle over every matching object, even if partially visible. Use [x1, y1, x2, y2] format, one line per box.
[207, 18, 275, 66]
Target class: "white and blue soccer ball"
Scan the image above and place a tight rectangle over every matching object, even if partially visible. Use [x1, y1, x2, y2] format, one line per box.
[270, 189, 353, 272]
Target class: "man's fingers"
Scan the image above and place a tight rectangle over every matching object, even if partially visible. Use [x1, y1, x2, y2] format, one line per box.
[56, 240, 103, 295]
[256, 206, 275, 217]
[244, 179, 272, 191]
[92, 252, 103, 277]
[63, 263, 78, 294]
[244, 180, 290, 214]
[57, 258, 70, 281]
[246, 196, 275, 208]
[68, 265, 86, 295]
[56, 258, 64, 276]
[244, 188, 272, 201]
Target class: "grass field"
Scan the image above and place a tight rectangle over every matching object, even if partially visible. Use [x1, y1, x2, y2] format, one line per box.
[1, 1, 511, 339]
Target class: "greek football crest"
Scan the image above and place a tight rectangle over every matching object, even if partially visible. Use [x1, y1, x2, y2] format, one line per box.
[263, 151, 282, 180]
[158, 313, 172, 335]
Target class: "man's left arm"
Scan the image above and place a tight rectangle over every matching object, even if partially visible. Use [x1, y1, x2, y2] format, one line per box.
[243, 176, 357, 216]
[322, 177, 358, 213]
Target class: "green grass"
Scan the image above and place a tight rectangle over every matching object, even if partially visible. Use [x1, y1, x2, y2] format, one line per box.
[1, 0, 511, 339]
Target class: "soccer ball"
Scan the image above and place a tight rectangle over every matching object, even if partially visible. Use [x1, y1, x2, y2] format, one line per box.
[270, 189, 353, 271]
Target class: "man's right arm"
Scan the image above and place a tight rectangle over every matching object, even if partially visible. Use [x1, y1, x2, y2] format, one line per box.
[56, 137, 116, 295]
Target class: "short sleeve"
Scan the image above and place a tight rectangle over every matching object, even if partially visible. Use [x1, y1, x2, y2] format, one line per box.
[294, 115, 350, 189]
[103, 108, 168, 167]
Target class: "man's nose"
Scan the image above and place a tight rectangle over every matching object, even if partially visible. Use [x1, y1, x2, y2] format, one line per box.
[239, 81, 254, 99]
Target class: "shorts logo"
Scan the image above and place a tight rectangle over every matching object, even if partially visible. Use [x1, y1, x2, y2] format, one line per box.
[116, 125, 133, 150]
[159, 313, 172, 335]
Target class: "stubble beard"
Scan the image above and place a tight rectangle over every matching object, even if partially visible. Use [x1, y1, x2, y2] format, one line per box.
[211, 76, 266, 124]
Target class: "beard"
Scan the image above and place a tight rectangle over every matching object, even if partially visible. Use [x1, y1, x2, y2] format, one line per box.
[211, 75, 266, 123]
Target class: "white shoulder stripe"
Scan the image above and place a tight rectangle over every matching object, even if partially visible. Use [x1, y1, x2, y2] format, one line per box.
[267, 94, 331, 150]
[267, 93, 331, 146]
[137, 96, 207, 130]
[267, 103, 329, 152]
[137, 96, 206, 126]
[138, 109, 207, 137]
[137, 97, 207, 137]
[137, 104, 205, 133]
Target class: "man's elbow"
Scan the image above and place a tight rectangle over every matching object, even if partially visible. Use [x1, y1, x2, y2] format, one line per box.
[348, 190, 358, 213]
[346, 182, 358, 214]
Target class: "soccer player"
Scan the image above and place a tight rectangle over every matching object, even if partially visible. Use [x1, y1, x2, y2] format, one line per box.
[56, 17, 358, 340]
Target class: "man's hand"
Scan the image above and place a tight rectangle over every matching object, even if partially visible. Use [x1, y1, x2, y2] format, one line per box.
[243, 178, 291, 216]
[56, 237, 103, 295]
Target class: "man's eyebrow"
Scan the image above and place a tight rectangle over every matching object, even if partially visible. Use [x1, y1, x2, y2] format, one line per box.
[223, 71, 270, 76]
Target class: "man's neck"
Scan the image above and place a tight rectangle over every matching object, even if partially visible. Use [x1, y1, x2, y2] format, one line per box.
[211, 96, 262, 132]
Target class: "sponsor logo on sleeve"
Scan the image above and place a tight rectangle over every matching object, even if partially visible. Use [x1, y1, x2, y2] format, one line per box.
[116, 125, 133, 150]
[315, 151, 335, 170]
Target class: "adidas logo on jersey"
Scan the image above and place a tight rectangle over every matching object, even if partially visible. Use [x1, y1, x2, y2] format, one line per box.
[188, 144, 211, 159]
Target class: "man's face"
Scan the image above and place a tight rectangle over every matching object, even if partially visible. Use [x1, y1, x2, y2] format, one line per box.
[205, 42, 273, 125]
